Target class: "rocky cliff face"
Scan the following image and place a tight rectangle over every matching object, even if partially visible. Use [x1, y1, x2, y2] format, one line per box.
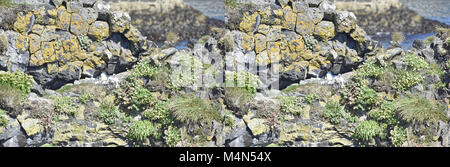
[0, 0, 154, 89]
[0, 0, 448, 147]
[225, 0, 379, 89]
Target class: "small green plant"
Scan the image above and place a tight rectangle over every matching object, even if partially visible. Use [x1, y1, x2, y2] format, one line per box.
[40, 143, 55, 147]
[225, 71, 259, 95]
[403, 53, 429, 72]
[280, 96, 302, 115]
[424, 36, 435, 44]
[78, 93, 93, 104]
[353, 120, 385, 142]
[304, 94, 318, 104]
[77, 35, 92, 50]
[0, 0, 13, 7]
[446, 59, 450, 69]
[170, 96, 221, 125]
[129, 61, 159, 79]
[355, 86, 378, 111]
[394, 71, 423, 91]
[281, 84, 302, 93]
[164, 126, 181, 147]
[224, 87, 253, 116]
[127, 120, 161, 141]
[225, 0, 240, 8]
[142, 101, 172, 126]
[129, 85, 153, 111]
[303, 35, 318, 50]
[427, 63, 445, 77]
[343, 78, 380, 112]
[198, 35, 210, 44]
[356, 61, 385, 79]
[324, 101, 348, 124]
[223, 109, 235, 127]
[368, 101, 399, 126]
[98, 100, 121, 125]
[0, 109, 8, 128]
[55, 83, 91, 93]
[54, 96, 78, 115]
[396, 96, 448, 124]
[117, 78, 155, 112]
[390, 126, 407, 147]
[0, 71, 33, 95]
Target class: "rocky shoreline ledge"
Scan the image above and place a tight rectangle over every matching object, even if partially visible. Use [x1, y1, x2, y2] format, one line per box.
[334, 0, 449, 36]
[0, 0, 449, 147]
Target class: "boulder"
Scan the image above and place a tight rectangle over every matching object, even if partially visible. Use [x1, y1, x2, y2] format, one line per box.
[0, 1, 151, 89]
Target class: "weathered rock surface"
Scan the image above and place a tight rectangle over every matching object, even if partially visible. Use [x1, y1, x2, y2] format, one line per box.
[109, 0, 225, 46]
[0, 0, 152, 89]
[226, 0, 379, 89]
[334, 0, 449, 36]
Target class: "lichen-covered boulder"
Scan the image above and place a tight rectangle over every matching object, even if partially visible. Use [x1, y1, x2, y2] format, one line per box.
[88, 21, 109, 41]
[225, 0, 377, 89]
[0, 31, 30, 72]
[0, 0, 153, 89]
[109, 11, 131, 33]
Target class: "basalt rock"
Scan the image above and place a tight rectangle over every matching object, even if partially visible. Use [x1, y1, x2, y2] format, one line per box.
[0, 0, 152, 89]
[226, 0, 378, 90]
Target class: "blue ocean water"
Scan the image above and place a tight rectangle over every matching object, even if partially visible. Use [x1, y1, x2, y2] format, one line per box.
[176, 40, 189, 50]
[374, 33, 436, 50]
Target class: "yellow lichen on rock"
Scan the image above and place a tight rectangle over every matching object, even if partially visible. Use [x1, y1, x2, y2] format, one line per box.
[72, 50, 88, 61]
[314, 21, 335, 42]
[47, 63, 58, 74]
[288, 36, 306, 52]
[259, 6, 282, 25]
[267, 42, 282, 64]
[295, 13, 314, 35]
[53, 123, 87, 145]
[299, 50, 315, 60]
[88, 21, 110, 42]
[57, 6, 71, 30]
[254, 33, 267, 54]
[279, 123, 312, 144]
[31, 24, 45, 35]
[60, 61, 83, 73]
[85, 55, 105, 68]
[256, 51, 270, 66]
[282, 6, 296, 30]
[241, 33, 255, 52]
[350, 25, 367, 44]
[257, 24, 270, 35]
[30, 51, 45, 67]
[62, 36, 81, 53]
[34, 6, 56, 25]
[14, 12, 34, 34]
[70, 13, 89, 36]
[41, 41, 57, 64]
[28, 34, 41, 54]
[239, 12, 259, 34]
[124, 25, 141, 43]
[15, 34, 29, 53]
